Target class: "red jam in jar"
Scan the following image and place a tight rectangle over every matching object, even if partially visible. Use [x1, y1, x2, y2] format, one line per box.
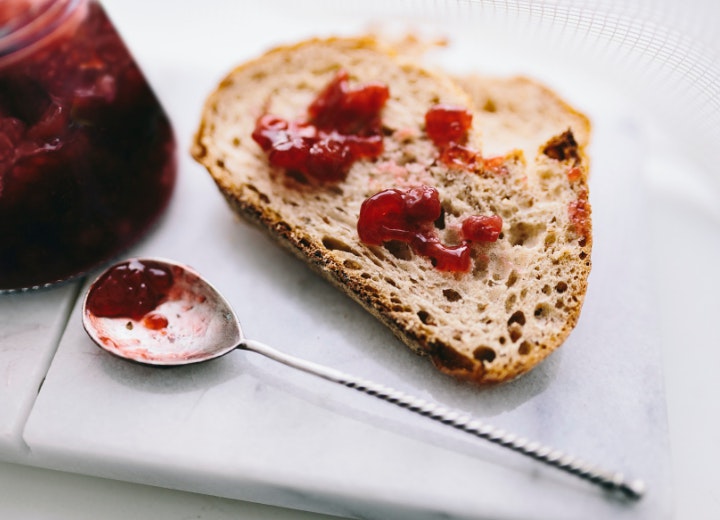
[252, 70, 388, 182]
[357, 185, 503, 272]
[85, 259, 174, 321]
[0, 0, 177, 290]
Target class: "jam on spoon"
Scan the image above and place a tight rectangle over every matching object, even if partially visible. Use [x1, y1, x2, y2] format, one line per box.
[81, 257, 646, 501]
[86, 259, 174, 321]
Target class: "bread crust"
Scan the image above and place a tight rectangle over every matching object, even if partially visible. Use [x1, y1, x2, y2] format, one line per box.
[192, 36, 592, 385]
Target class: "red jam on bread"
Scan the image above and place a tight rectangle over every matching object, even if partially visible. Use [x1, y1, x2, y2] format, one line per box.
[569, 189, 591, 241]
[461, 215, 503, 243]
[424, 104, 473, 147]
[357, 186, 502, 273]
[357, 186, 471, 272]
[425, 103, 478, 169]
[253, 71, 504, 273]
[252, 69, 388, 182]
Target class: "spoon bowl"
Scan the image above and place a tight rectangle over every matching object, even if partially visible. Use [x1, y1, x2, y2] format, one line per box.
[82, 258, 241, 366]
[82, 257, 645, 500]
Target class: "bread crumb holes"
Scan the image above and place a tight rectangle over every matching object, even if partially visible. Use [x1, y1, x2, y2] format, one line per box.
[507, 310, 526, 326]
[534, 303, 551, 319]
[518, 341, 532, 355]
[508, 222, 546, 247]
[322, 236, 357, 254]
[508, 325, 522, 343]
[473, 346, 496, 363]
[343, 259, 362, 270]
[443, 288, 462, 302]
[417, 310, 435, 325]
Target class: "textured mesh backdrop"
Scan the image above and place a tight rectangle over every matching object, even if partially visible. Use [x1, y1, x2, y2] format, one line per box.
[287, 0, 720, 187]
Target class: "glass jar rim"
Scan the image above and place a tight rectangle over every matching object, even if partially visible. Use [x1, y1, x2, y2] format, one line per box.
[0, 0, 85, 63]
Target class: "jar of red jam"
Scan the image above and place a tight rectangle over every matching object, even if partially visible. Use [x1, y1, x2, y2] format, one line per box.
[0, 0, 177, 291]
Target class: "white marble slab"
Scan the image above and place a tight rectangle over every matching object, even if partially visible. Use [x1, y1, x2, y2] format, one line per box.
[12, 2, 676, 518]
[0, 283, 79, 463]
[21, 90, 673, 518]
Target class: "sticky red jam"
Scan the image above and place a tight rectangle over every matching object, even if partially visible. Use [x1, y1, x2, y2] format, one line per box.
[357, 185, 502, 272]
[425, 104, 472, 147]
[308, 70, 389, 135]
[86, 259, 173, 321]
[424, 104, 479, 169]
[252, 70, 388, 182]
[461, 215, 503, 242]
[143, 312, 169, 331]
[569, 189, 590, 240]
[567, 166, 582, 182]
[0, 0, 176, 290]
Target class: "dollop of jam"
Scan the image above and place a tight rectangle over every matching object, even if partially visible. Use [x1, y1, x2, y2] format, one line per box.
[252, 70, 389, 182]
[86, 259, 174, 321]
[425, 104, 473, 147]
[461, 214, 503, 243]
[425, 104, 478, 169]
[424, 104, 510, 174]
[143, 312, 170, 331]
[357, 185, 502, 272]
[308, 70, 389, 135]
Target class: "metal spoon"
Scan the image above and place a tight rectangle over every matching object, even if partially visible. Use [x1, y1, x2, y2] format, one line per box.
[81, 257, 645, 501]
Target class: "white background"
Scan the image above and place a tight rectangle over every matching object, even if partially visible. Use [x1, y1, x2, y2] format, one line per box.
[2, 0, 719, 519]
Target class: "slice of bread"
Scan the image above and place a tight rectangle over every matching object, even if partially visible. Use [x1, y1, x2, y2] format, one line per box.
[192, 36, 592, 385]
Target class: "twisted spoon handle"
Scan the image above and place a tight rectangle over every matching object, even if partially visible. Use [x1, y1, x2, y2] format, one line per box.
[240, 339, 645, 500]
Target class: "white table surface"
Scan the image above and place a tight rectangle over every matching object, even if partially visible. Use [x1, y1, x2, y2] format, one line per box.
[2, 1, 719, 519]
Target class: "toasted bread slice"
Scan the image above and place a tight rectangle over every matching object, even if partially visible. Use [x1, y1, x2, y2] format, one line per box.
[192, 36, 592, 385]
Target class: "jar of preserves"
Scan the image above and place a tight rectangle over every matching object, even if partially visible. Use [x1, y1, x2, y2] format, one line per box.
[0, 0, 177, 291]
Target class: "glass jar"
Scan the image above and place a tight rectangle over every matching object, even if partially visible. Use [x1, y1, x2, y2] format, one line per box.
[0, 0, 177, 291]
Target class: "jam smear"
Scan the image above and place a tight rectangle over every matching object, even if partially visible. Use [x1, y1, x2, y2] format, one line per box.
[569, 189, 590, 240]
[308, 70, 388, 135]
[143, 312, 169, 331]
[0, 1, 176, 290]
[482, 155, 510, 176]
[425, 104, 479, 169]
[425, 104, 472, 147]
[357, 185, 502, 272]
[424, 105, 511, 175]
[439, 144, 477, 169]
[252, 70, 388, 182]
[567, 166, 582, 182]
[86, 259, 174, 321]
[411, 233, 472, 273]
[461, 215, 503, 243]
